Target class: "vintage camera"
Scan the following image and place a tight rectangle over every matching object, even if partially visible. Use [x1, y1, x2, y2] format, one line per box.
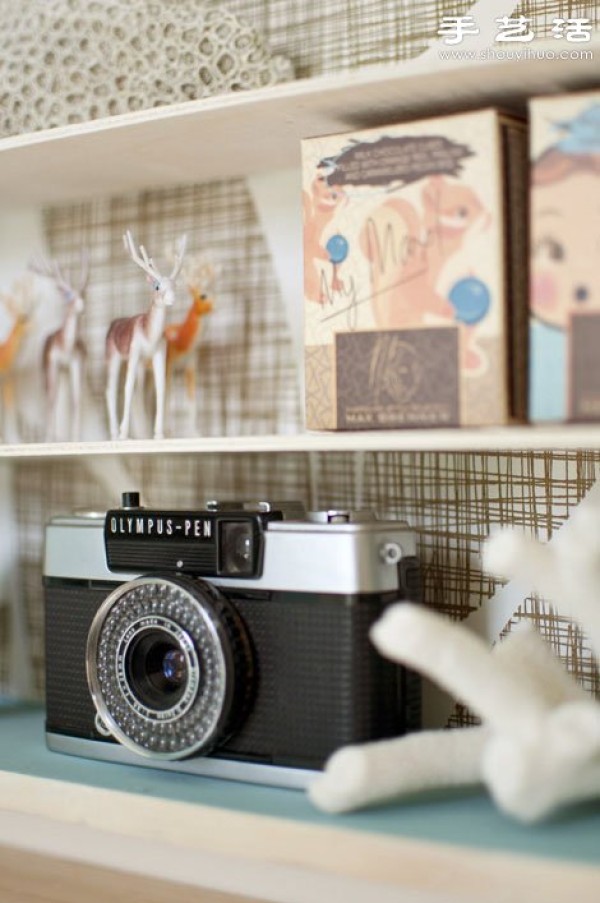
[43, 493, 421, 788]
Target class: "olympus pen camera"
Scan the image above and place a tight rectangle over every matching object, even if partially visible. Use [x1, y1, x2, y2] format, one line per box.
[43, 494, 421, 788]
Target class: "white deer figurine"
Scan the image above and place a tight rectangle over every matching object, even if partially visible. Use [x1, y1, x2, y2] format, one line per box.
[30, 253, 88, 441]
[106, 230, 187, 440]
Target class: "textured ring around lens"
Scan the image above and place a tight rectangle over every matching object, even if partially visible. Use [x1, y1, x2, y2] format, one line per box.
[87, 576, 239, 760]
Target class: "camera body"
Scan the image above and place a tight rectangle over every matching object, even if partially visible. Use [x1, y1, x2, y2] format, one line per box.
[43, 496, 421, 789]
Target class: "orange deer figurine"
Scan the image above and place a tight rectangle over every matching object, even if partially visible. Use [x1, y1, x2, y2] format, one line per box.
[164, 254, 216, 410]
[0, 276, 34, 440]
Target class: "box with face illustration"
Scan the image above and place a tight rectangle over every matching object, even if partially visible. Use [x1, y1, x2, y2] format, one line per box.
[529, 91, 600, 422]
[302, 109, 528, 430]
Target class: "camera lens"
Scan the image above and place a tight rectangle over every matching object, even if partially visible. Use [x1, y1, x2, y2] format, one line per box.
[162, 648, 186, 684]
[126, 630, 190, 712]
[87, 576, 254, 760]
[220, 520, 255, 576]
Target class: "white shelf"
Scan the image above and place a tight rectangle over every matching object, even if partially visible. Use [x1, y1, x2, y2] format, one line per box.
[1, 38, 598, 205]
[1, 41, 597, 461]
[2, 425, 600, 459]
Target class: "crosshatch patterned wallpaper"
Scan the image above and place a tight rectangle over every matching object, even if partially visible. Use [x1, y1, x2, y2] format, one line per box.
[224, 0, 599, 73]
[2, 1, 599, 724]
[11, 448, 600, 720]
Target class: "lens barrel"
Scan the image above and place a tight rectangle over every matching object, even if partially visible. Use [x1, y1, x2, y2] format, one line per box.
[126, 629, 189, 712]
[86, 576, 253, 760]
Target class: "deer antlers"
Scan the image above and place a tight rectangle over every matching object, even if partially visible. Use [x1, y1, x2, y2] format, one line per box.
[0, 274, 35, 320]
[179, 253, 219, 293]
[124, 230, 187, 283]
[29, 250, 89, 298]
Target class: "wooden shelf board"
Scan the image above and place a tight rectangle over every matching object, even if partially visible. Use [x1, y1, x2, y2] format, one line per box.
[0, 707, 599, 902]
[2, 425, 600, 459]
[0, 39, 598, 205]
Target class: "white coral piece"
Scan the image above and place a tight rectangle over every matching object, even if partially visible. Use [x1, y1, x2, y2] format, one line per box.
[0, 0, 293, 137]
[309, 518, 600, 823]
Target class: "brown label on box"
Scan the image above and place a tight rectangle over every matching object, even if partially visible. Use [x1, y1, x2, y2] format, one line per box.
[335, 328, 460, 429]
[569, 313, 600, 421]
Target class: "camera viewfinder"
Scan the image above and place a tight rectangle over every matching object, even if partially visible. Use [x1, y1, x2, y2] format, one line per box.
[219, 520, 256, 577]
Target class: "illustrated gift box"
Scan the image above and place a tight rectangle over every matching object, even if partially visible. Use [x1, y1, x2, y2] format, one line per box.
[528, 90, 600, 423]
[302, 108, 528, 430]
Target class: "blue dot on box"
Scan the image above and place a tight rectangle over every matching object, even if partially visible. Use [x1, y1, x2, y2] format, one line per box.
[450, 277, 491, 325]
[326, 234, 349, 265]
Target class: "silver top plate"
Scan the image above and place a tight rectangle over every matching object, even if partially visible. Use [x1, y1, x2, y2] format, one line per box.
[45, 510, 416, 595]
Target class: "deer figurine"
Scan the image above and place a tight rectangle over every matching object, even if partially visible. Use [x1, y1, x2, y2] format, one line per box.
[0, 276, 34, 441]
[106, 230, 187, 440]
[164, 253, 216, 406]
[30, 253, 88, 441]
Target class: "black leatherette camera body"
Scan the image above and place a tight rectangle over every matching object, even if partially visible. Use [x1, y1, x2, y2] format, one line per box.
[43, 501, 421, 787]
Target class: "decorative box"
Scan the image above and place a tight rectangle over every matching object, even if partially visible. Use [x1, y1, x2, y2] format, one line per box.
[529, 90, 600, 422]
[303, 109, 528, 430]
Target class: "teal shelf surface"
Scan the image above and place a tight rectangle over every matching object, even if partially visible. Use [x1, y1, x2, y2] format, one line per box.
[1, 705, 599, 869]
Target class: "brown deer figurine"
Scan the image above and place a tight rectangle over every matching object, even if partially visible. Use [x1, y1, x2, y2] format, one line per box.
[106, 230, 187, 440]
[30, 253, 88, 441]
